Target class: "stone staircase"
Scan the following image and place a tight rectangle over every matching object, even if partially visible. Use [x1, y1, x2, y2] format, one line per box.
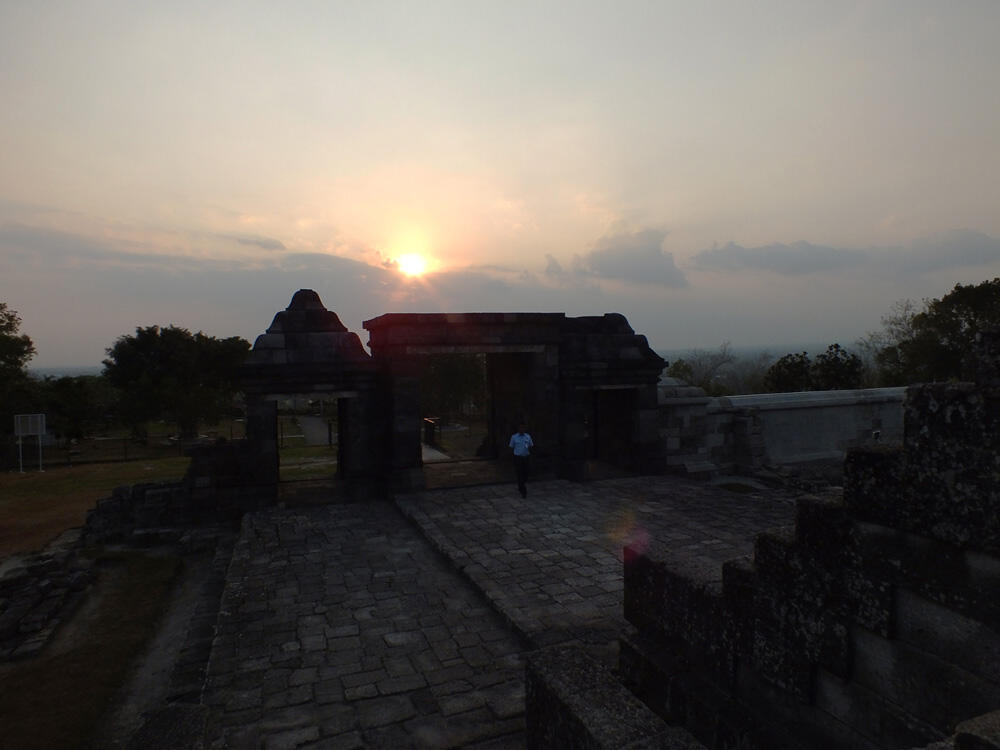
[619, 349, 1000, 750]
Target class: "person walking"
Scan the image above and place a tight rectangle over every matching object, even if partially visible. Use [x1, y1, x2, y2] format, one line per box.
[509, 423, 534, 498]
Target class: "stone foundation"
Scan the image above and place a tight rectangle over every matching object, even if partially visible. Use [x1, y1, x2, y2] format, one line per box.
[0, 530, 93, 660]
[83, 441, 272, 546]
[525, 645, 706, 749]
[620, 334, 1000, 749]
[659, 380, 905, 474]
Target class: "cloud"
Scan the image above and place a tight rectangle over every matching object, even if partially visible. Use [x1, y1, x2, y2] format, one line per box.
[224, 233, 286, 251]
[572, 228, 688, 287]
[693, 231, 1000, 277]
[693, 241, 866, 275]
[0, 222, 116, 260]
[0, 222, 248, 272]
[903, 230, 1000, 273]
[544, 254, 568, 279]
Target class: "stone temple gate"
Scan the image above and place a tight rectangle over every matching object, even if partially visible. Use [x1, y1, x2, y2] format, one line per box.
[241, 289, 665, 495]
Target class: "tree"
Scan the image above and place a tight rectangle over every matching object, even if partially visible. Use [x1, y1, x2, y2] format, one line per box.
[864, 279, 1000, 385]
[720, 350, 775, 394]
[0, 302, 36, 382]
[0, 303, 37, 442]
[664, 342, 736, 395]
[811, 343, 863, 390]
[764, 352, 812, 392]
[856, 298, 919, 386]
[420, 353, 486, 425]
[39, 375, 117, 442]
[665, 357, 694, 383]
[103, 325, 250, 440]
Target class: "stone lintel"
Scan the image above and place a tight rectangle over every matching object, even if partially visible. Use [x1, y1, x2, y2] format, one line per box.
[404, 344, 547, 355]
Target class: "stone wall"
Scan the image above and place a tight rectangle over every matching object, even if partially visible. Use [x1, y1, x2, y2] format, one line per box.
[0, 530, 93, 660]
[525, 646, 707, 749]
[364, 310, 665, 484]
[83, 441, 271, 546]
[659, 379, 905, 474]
[623, 335, 1000, 749]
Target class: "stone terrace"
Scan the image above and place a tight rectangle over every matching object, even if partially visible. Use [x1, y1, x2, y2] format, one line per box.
[396, 477, 798, 656]
[200, 476, 798, 749]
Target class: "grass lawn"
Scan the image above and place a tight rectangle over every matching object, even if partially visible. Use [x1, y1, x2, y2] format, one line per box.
[279, 443, 337, 482]
[0, 457, 191, 558]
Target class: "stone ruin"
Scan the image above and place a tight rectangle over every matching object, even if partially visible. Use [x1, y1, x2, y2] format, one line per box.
[78, 290, 667, 545]
[6, 290, 1000, 749]
[241, 289, 667, 494]
[527, 332, 1000, 749]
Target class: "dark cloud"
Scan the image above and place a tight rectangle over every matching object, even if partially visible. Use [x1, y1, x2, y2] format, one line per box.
[544, 254, 567, 279]
[0, 222, 115, 259]
[0, 223, 246, 272]
[574, 228, 687, 287]
[279, 252, 375, 272]
[903, 230, 1000, 273]
[224, 233, 286, 251]
[693, 241, 865, 274]
[693, 231, 1000, 277]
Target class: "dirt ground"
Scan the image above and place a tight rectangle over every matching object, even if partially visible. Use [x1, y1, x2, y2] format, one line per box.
[92, 551, 213, 748]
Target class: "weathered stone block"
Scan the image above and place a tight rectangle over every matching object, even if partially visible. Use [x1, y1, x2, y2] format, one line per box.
[526, 645, 705, 749]
[956, 708, 1000, 750]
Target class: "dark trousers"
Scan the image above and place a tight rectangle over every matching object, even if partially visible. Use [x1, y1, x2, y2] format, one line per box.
[514, 455, 529, 497]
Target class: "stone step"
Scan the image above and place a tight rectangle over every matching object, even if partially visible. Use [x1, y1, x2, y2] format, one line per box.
[526, 645, 707, 749]
[681, 460, 718, 477]
[894, 587, 1000, 687]
[623, 541, 732, 682]
[621, 631, 880, 750]
[849, 626, 1000, 736]
[814, 665, 945, 749]
[854, 522, 1000, 633]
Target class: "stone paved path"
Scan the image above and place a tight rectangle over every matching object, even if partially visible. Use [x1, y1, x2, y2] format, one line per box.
[397, 477, 797, 655]
[201, 476, 798, 749]
[203, 503, 527, 749]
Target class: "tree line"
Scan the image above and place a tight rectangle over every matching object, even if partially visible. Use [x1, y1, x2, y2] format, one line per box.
[2, 277, 1000, 450]
[0, 305, 249, 455]
[670, 277, 1000, 394]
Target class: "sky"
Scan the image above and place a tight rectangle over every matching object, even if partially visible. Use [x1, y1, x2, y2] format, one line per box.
[2, 1, 1000, 368]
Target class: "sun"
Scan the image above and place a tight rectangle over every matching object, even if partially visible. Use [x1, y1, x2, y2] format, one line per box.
[397, 253, 427, 277]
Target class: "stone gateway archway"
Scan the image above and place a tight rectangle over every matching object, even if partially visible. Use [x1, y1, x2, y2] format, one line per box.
[241, 291, 666, 498]
[240, 290, 383, 497]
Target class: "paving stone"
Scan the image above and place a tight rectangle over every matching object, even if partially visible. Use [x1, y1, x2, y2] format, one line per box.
[343, 684, 378, 701]
[355, 694, 417, 728]
[439, 690, 488, 716]
[483, 680, 526, 719]
[261, 725, 319, 750]
[383, 630, 426, 647]
[304, 730, 365, 749]
[259, 704, 319, 732]
[382, 654, 416, 676]
[203, 479, 795, 748]
[262, 683, 312, 710]
[340, 668, 387, 689]
[288, 667, 318, 686]
[377, 673, 427, 695]
[314, 677, 345, 704]
[316, 704, 358, 736]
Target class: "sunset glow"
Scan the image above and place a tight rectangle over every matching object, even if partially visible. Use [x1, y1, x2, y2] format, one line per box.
[3, 3, 1000, 368]
[397, 254, 428, 276]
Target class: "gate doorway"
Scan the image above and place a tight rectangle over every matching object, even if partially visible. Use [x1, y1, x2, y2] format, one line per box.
[416, 351, 549, 489]
[419, 353, 489, 463]
[589, 387, 638, 474]
[268, 393, 358, 484]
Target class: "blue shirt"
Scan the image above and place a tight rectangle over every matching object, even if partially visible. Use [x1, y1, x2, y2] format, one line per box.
[509, 431, 533, 456]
